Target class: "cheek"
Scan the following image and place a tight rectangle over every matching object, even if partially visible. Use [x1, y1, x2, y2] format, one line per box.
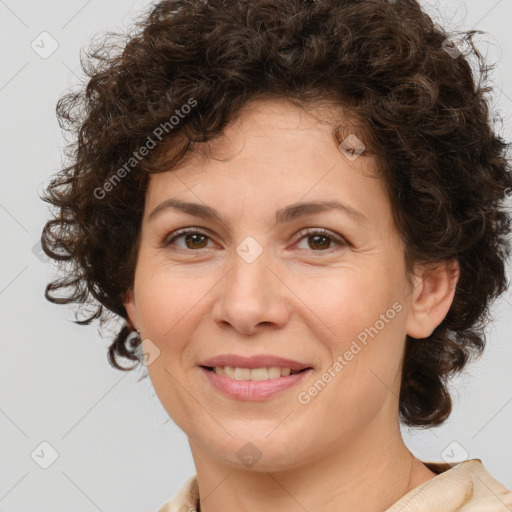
[134, 263, 209, 340]
[309, 271, 407, 395]
[135, 270, 207, 429]
[301, 267, 403, 337]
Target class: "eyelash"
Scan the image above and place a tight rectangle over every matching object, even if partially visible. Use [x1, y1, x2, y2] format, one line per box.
[163, 227, 348, 254]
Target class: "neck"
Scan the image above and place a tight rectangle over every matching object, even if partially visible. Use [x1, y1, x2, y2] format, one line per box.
[188, 414, 437, 512]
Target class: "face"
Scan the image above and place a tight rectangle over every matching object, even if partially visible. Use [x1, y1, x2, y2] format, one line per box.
[124, 98, 424, 471]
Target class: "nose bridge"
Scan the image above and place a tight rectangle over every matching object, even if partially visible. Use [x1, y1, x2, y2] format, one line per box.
[227, 242, 272, 308]
[213, 239, 289, 333]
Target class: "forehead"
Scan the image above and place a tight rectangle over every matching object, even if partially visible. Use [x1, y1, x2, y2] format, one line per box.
[155, 97, 378, 178]
[144, 97, 387, 222]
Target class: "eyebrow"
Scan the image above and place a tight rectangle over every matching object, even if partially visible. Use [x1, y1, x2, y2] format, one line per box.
[148, 198, 368, 227]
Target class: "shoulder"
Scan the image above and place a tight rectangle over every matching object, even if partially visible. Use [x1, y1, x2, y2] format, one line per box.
[456, 459, 512, 512]
[385, 459, 511, 512]
[156, 474, 198, 512]
[456, 491, 512, 511]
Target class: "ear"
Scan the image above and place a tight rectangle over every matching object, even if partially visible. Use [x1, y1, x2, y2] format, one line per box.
[123, 287, 139, 331]
[405, 259, 460, 339]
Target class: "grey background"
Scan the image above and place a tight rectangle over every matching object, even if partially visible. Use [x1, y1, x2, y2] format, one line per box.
[1, 0, 511, 510]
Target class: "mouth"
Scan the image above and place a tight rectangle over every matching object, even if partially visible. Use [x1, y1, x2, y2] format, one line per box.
[199, 364, 313, 401]
[200, 365, 311, 381]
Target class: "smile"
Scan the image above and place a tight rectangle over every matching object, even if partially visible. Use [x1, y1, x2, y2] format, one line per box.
[203, 366, 305, 381]
[200, 366, 312, 400]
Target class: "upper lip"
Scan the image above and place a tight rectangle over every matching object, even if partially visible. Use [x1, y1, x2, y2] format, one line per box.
[199, 354, 312, 371]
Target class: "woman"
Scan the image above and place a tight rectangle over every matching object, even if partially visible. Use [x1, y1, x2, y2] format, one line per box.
[41, 0, 512, 510]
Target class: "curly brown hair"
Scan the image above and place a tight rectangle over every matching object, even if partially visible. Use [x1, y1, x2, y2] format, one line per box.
[41, 0, 512, 427]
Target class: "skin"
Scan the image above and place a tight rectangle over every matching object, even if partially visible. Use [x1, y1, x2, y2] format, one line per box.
[124, 98, 460, 512]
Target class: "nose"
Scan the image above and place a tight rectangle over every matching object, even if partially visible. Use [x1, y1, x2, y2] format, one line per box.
[211, 249, 290, 336]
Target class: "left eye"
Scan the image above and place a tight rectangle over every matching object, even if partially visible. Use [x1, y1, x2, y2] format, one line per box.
[294, 228, 347, 252]
[165, 229, 213, 250]
[164, 228, 347, 252]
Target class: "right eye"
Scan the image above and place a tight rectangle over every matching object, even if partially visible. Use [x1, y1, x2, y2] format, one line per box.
[164, 228, 215, 251]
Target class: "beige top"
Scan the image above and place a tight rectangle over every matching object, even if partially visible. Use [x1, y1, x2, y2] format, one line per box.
[157, 459, 512, 512]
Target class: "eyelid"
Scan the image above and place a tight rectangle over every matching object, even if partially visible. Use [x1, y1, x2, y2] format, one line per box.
[163, 227, 216, 248]
[163, 226, 349, 252]
[294, 228, 349, 250]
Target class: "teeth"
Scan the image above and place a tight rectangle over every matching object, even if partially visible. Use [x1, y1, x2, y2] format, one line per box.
[213, 366, 299, 381]
[234, 367, 251, 380]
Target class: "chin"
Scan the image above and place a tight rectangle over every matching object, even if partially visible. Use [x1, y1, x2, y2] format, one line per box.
[208, 430, 309, 472]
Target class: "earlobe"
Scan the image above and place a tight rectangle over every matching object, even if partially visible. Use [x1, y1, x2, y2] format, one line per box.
[405, 259, 460, 339]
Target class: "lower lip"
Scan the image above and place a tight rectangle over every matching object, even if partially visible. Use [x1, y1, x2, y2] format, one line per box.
[200, 367, 312, 401]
